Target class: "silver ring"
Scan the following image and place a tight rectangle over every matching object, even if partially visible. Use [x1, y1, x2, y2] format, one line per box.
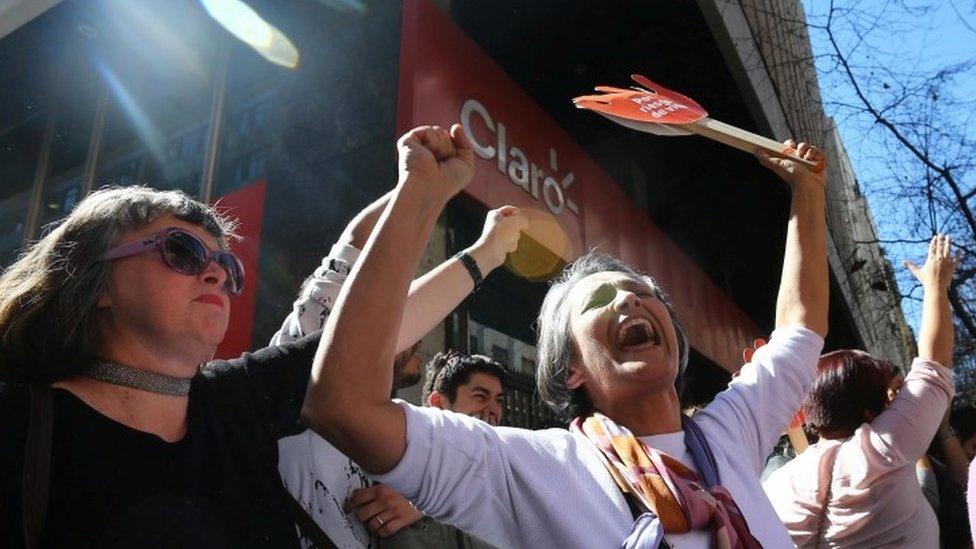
[375, 515, 385, 526]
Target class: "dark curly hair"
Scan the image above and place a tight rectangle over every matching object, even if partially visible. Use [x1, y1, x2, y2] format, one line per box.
[422, 350, 507, 403]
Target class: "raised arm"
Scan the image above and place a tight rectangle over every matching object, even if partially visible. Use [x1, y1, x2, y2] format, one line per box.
[865, 235, 957, 462]
[272, 192, 524, 350]
[697, 144, 828, 466]
[907, 236, 964, 482]
[269, 193, 391, 346]
[339, 192, 396, 249]
[935, 412, 970, 487]
[758, 141, 829, 336]
[905, 234, 957, 367]
[302, 125, 473, 474]
[398, 206, 525, 349]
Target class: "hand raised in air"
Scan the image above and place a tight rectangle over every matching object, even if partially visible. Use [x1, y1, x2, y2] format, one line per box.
[469, 205, 529, 272]
[756, 140, 827, 194]
[904, 233, 960, 290]
[397, 124, 475, 200]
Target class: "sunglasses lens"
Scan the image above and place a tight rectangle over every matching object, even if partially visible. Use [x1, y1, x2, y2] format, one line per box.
[215, 253, 245, 295]
[162, 231, 209, 274]
[160, 229, 244, 295]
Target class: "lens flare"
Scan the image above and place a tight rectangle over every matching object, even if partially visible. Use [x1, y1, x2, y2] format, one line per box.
[95, 59, 169, 166]
[504, 208, 574, 282]
[314, 0, 368, 16]
[106, 0, 209, 81]
[201, 0, 300, 68]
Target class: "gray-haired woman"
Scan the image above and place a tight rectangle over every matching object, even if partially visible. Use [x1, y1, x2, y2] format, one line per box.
[303, 126, 830, 549]
[0, 186, 322, 548]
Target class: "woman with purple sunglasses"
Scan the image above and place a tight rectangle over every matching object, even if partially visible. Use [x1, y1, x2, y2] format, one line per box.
[0, 185, 324, 548]
[0, 146, 527, 548]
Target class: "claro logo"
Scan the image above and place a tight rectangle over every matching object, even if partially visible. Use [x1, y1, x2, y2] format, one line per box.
[460, 99, 580, 217]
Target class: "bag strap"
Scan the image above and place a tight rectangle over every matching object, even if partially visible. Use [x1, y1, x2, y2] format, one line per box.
[681, 415, 720, 489]
[812, 443, 842, 546]
[574, 416, 723, 549]
[281, 488, 340, 549]
[22, 383, 53, 549]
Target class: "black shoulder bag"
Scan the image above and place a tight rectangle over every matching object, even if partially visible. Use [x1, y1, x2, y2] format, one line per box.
[22, 384, 53, 549]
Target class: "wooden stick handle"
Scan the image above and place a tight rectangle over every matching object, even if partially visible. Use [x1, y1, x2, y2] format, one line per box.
[686, 118, 826, 172]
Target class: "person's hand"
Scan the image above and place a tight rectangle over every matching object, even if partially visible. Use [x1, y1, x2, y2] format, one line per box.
[756, 140, 827, 194]
[733, 338, 767, 378]
[904, 234, 959, 290]
[468, 206, 529, 273]
[740, 338, 767, 365]
[344, 484, 424, 538]
[397, 124, 475, 201]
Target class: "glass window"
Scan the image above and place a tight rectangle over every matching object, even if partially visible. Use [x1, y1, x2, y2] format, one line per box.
[47, 100, 95, 179]
[38, 94, 97, 231]
[0, 117, 45, 267]
[214, 41, 283, 197]
[0, 1, 72, 266]
[0, 0, 223, 248]
[87, 0, 220, 197]
[37, 176, 84, 236]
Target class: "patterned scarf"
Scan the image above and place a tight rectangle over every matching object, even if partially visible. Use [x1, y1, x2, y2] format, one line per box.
[571, 413, 761, 549]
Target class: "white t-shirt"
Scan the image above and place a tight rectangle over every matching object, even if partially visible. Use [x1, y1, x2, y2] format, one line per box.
[639, 431, 709, 548]
[273, 244, 373, 549]
[375, 327, 825, 549]
[277, 431, 372, 548]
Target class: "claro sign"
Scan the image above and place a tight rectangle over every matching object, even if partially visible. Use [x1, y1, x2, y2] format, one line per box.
[460, 99, 580, 218]
[397, 0, 766, 373]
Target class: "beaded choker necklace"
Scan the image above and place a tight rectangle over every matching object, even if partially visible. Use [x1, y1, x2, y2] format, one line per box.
[81, 361, 193, 396]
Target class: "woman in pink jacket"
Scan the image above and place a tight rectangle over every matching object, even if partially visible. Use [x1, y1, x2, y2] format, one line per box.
[764, 234, 958, 548]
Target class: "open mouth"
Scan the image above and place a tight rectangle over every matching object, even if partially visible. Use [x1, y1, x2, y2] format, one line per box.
[616, 316, 661, 351]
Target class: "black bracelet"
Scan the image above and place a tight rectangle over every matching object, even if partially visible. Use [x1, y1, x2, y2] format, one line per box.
[454, 251, 484, 289]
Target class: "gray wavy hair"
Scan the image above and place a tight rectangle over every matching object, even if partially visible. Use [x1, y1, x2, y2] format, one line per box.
[0, 185, 237, 383]
[535, 252, 689, 421]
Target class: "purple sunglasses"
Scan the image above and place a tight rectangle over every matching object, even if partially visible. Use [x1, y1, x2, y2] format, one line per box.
[99, 227, 245, 295]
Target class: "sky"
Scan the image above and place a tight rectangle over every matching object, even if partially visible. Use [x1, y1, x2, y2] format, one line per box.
[804, 0, 976, 329]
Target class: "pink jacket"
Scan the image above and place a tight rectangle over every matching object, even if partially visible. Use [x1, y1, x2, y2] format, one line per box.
[763, 358, 954, 548]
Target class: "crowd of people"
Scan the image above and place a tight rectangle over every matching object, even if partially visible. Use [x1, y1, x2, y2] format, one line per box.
[0, 121, 974, 548]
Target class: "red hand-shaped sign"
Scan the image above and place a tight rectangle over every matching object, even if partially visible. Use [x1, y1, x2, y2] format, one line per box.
[575, 74, 826, 173]
[573, 74, 708, 125]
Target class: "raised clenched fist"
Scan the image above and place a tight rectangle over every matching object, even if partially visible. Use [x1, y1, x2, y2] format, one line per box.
[397, 124, 475, 201]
